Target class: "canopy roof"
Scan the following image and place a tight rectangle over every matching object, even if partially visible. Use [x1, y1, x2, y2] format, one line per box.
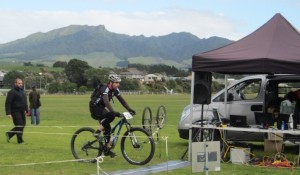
[192, 13, 300, 74]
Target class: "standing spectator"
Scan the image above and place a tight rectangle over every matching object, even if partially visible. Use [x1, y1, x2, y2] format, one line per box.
[29, 84, 41, 125]
[5, 78, 28, 144]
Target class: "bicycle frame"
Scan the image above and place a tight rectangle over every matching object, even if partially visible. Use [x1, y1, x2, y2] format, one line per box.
[109, 116, 132, 149]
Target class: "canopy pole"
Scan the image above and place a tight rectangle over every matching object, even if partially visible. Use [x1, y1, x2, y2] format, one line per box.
[224, 74, 228, 119]
[188, 71, 195, 161]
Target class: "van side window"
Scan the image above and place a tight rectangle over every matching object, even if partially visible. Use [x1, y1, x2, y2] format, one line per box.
[213, 79, 261, 102]
[278, 82, 300, 98]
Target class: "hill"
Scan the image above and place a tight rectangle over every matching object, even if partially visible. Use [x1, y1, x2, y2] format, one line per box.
[0, 25, 233, 69]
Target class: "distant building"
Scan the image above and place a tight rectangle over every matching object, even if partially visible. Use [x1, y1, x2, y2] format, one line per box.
[120, 68, 145, 81]
[144, 74, 164, 83]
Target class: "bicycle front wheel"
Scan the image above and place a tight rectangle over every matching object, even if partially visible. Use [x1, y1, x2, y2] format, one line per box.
[121, 127, 155, 165]
[70, 127, 102, 163]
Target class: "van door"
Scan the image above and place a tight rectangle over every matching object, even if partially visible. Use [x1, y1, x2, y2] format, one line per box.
[218, 78, 264, 141]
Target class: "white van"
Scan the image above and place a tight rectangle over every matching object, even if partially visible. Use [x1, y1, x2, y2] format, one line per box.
[178, 74, 300, 142]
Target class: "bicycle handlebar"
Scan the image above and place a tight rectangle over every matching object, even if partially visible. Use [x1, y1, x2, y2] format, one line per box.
[122, 111, 135, 120]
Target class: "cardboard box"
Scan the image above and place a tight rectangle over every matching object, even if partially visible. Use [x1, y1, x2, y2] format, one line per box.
[264, 139, 283, 153]
[267, 132, 283, 141]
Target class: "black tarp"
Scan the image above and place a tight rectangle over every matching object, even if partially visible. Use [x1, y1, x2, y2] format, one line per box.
[192, 13, 300, 74]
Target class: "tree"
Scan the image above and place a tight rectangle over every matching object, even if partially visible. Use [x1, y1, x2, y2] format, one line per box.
[167, 79, 177, 90]
[3, 71, 25, 87]
[61, 82, 77, 93]
[84, 68, 110, 88]
[211, 81, 224, 94]
[48, 82, 61, 94]
[50, 71, 67, 83]
[65, 59, 91, 87]
[23, 62, 33, 66]
[36, 63, 45, 67]
[53, 61, 68, 68]
[78, 86, 87, 93]
[120, 78, 140, 90]
[128, 63, 189, 76]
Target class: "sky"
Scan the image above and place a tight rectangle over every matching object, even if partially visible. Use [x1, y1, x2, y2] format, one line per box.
[0, 0, 299, 44]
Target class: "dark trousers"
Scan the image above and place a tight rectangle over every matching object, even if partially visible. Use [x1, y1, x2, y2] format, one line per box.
[90, 106, 116, 144]
[7, 111, 26, 143]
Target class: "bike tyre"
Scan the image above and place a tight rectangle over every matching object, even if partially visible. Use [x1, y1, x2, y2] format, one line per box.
[120, 127, 155, 165]
[70, 127, 102, 163]
[156, 105, 166, 129]
[142, 106, 153, 134]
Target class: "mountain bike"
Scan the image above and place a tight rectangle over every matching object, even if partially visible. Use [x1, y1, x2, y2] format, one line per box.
[142, 105, 167, 141]
[70, 112, 155, 165]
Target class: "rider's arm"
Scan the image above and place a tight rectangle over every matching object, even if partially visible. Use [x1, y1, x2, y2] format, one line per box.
[102, 94, 116, 113]
[116, 95, 129, 109]
[116, 95, 136, 114]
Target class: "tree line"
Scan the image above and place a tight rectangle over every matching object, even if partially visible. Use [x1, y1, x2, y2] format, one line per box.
[3, 59, 198, 94]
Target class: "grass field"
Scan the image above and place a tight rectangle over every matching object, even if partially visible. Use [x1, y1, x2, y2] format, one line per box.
[0, 94, 300, 175]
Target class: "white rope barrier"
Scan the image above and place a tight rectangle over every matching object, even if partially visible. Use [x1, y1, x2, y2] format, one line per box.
[96, 156, 108, 175]
[0, 125, 98, 128]
[0, 158, 93, 167]
[0, 124, 176, 128]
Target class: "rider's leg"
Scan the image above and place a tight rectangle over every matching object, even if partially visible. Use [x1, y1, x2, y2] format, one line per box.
[94, 121, 105, 136]
[101, 112, 117, 157]
[90, 106, 106, 136]
[101, 112, 116, 148]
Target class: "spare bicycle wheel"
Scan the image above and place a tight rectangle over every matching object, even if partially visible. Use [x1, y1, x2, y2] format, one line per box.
[142, 106, 152, 134]
[156, 105, 166, 129]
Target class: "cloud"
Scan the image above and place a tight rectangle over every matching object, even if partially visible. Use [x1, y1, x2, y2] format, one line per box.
[0, 8, 244, 44]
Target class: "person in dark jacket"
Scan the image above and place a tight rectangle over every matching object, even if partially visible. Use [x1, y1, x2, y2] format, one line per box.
[29, 85, 41, 125]
[89, 74, 136, 157]
[5, 78, 28, 144]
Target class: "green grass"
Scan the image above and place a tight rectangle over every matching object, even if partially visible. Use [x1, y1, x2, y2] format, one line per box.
[0, 94, 299, 175]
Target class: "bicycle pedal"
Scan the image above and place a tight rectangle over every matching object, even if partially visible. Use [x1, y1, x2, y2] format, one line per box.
[104, 150, 116, 158]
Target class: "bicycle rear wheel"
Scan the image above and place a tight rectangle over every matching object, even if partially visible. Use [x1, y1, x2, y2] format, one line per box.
[156, 105, 166, 129]
[142, 107, 152, 134]
[120, 127, 155, 165]
[70, 127, 103, 163]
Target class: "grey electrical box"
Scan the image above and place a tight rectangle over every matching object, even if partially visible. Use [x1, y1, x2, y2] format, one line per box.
[230, 148, 251, 164]
[192, 141, 221, 173]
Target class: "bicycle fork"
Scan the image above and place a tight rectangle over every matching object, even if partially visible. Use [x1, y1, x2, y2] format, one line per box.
[124, 123, 141, 148]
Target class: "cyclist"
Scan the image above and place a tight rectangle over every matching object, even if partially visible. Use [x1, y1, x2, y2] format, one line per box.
[89, 74, 136, 157]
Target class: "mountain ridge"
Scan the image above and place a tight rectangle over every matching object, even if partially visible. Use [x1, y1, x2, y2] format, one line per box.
[0, 25, 233, 68]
